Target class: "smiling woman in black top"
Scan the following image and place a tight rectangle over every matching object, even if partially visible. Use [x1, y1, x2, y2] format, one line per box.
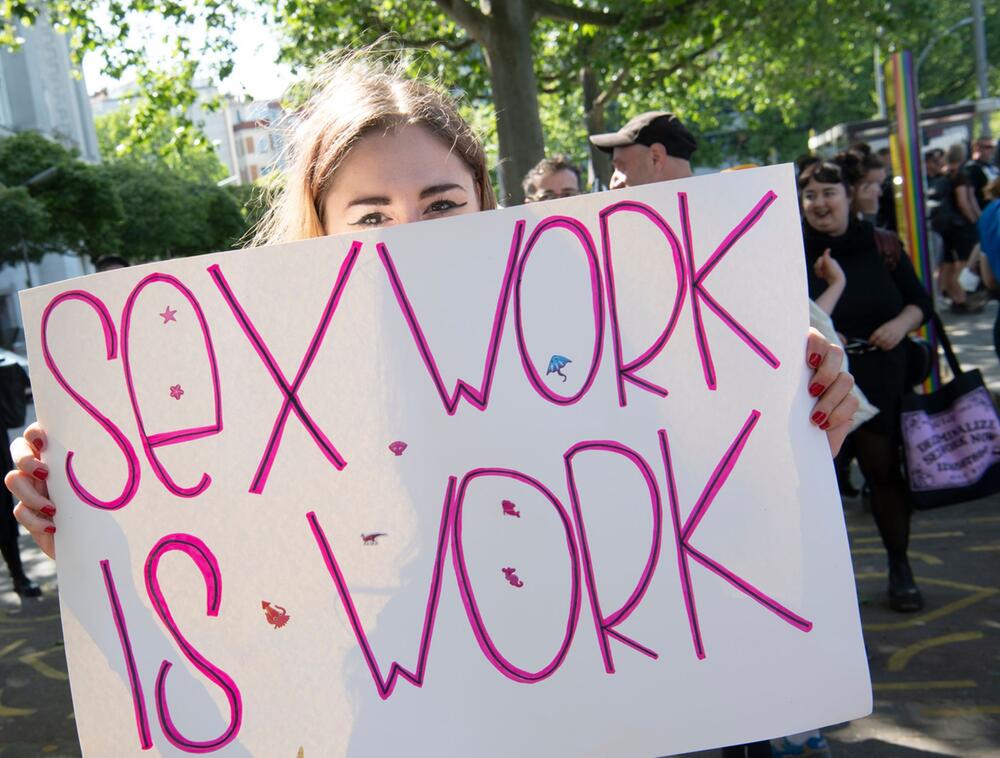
[800, 159, 933, 613]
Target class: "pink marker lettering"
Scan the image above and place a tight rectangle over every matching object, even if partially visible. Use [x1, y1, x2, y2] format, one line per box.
[40, 291, 140, 509]
[307, 477, 457, 700]
[144, 534, 242, 752]
[658, 412, 812, 660]
[101, 559, 153, 750]
[679, 191, 781, 390]
[208, 243, 360, 493]
[563, 441, 662, 673]
[451, 468, 582, 682]
[513, 216, 604, 405]
[120, 274, 222, 498]
[599, 201, 687, 406]
[376, 222, 524, 415]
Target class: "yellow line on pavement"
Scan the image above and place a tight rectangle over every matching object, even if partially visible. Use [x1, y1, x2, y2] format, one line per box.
[0, 612, 59, 625]
[969, 515, 1000, 524]
[856, 574, 998, 631]
[965, 544, 1000, 552]
[18, 648, 68, 681]
[854, 531, 964, 544]
[922, 705, 1000, 717]
[0, 689, 37, 717]
[887, 632, 984, 672]
[873, 680, 976, 691]
[851, 547, 943, 565]
[0, 639, 26, 659]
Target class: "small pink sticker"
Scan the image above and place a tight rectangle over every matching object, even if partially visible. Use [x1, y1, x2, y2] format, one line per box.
[501, 500, 520, 518]
[388, 441, 408, 456]
[362, 532, 386, 546]
[502, 567, 524, 588]
[160, 306, 177, 323]
[169, 384, 184, 400]
[261, 600, 290, 629]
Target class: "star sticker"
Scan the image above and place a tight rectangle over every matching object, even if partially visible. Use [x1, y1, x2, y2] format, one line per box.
[160, 306, 177, 324]
[169, 384, 184, 400]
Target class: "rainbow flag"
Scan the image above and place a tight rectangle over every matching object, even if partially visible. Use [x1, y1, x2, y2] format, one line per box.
[885, 51, 939, 390]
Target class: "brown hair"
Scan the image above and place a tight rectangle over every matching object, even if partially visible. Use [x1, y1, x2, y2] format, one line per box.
[985, 177, 1000, 202]
[797, 160, 852, 195]
[253, 48, 495, 246]
[521, 155, 582, 199]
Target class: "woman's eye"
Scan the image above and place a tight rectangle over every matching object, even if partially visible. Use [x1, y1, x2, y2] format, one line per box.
[427, 199, 467, 214]
[353, 212, 388, 227]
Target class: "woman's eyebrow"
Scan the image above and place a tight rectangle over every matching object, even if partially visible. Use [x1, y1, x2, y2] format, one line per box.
[347, 195, 391, 207]
[419, 183, 464, 199]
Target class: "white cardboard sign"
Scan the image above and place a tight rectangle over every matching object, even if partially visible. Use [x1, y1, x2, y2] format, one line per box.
[20, 165, 870, 757]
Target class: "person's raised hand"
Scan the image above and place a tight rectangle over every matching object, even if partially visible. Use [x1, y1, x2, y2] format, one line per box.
[813, 248, 845, 288]
[4, 423, 55, 559]
[805, 329, 859, 457]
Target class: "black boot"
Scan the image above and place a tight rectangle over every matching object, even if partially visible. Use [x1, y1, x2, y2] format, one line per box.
[888, 555, 923, 612]
[12, 575, 41, 597]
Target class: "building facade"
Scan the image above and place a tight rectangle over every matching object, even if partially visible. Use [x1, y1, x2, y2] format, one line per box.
[0, 15, 100, 351]
[91, 85, 286, 185]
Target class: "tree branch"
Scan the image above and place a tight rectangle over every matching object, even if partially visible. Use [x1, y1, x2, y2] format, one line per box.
[433, 0, 491, 43]
[594, 67, 629, 109]
[534, 0, 702, 30]
[533, 0, 619, 26]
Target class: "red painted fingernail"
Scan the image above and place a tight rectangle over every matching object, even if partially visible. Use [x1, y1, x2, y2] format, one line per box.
[811, 411, 827, 425]
[44, 526, 56, 534]
[808, 352, 822, 369]
[30, 437, 44, 452]
[33, 468, 48, 481]
[809, 383, 825, 397]
[41, 506, 56, 517]
[820, 421, 831, 430]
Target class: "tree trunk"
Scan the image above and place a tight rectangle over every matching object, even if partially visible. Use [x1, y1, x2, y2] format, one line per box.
[481, 0, 545, 206]
[581, 67, 612, 189]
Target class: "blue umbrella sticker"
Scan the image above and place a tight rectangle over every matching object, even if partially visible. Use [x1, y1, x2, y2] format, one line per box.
[546, 354, 572, 382]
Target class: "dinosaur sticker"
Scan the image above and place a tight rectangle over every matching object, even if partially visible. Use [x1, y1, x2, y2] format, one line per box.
[501, 499, 521, 518]
[361, 532, 386, 546]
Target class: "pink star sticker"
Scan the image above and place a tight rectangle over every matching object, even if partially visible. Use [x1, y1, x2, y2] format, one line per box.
[160, 306, 177, 324]
[169, 384, 184, 400]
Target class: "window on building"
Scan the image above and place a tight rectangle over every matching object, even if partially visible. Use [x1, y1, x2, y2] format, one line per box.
[245, 136, 254, 154]
[257, 137, 269, 154]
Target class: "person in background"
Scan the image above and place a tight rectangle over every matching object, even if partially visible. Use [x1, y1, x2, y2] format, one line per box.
[940, 144, 982, 313]
[925, 148, 949, 277]
[93, 255, 130, 273]
[522, 155, 582, 203]
[973, 178, 1000, 362]
[964, 136, 998, 212]
[0, 358, 38, 597]
[588, 111, 696, 189]
[800, 158, 932, 614]
[841, 142, 888, 226]
[876, 145, 897, 232]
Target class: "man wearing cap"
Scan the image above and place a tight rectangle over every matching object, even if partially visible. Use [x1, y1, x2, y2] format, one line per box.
[589, 111, 697, 189]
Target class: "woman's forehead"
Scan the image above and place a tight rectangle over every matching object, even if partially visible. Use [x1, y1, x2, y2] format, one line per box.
[330, 123, 474, 193]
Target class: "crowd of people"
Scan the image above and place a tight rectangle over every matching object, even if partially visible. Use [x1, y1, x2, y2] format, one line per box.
[2, 46, 999, 758]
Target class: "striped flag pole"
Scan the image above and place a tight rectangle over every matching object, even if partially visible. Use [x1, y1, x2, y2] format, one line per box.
[885, 50, 940, 390]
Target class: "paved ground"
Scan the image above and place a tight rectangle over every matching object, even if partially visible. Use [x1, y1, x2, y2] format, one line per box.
[1, 305, 999, 757]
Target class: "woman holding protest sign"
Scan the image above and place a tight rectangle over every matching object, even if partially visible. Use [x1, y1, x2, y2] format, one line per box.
[800, 158, 933, 613]
[6, 50, 858, 570]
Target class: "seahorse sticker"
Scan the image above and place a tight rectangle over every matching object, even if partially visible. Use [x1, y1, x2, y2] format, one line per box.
[502, 567, 524, 588]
